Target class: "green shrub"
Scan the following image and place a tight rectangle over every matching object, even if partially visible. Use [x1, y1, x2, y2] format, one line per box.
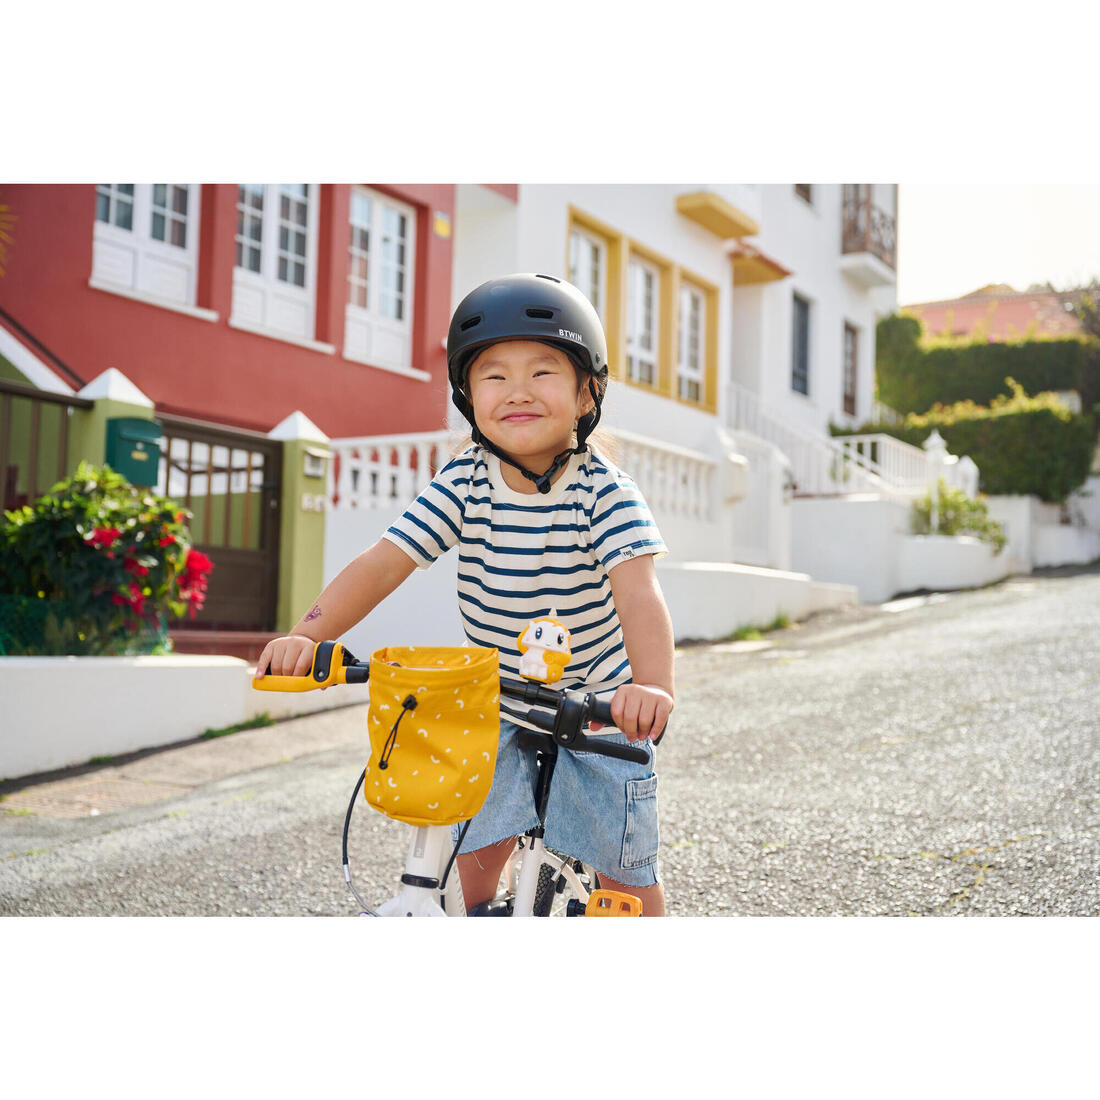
[875, 313, 1100, 415]
[0, 462, 214, 655]
[834, 380, 1095, 503]
[912, 480, 1006, 554]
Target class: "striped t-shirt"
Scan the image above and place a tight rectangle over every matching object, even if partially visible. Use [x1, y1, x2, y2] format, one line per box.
[382, 445, 667, 733]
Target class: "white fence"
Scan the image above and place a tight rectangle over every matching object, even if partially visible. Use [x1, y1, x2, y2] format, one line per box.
[728, 382, 889, 497]
[328, 429, 456, 510]
[728, 382, 979, 502]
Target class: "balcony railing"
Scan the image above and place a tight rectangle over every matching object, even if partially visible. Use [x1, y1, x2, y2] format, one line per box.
[841, 185, 897, 271]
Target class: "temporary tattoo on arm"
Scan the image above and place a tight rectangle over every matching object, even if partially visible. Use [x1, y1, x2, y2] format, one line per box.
[304, 604, 323, 622]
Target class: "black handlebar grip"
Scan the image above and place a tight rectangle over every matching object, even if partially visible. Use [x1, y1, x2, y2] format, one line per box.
[580, 736, 651, 765]
[587, 692, 667, 747]
[587, 696, 615, 726]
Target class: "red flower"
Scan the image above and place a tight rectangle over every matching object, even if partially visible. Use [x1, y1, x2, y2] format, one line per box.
[158, 535, 175, 547]
[184, 549, 214, 576]
[124, 557, 150, 577]
[110, 593, 128, 607]
[88, 527, 121, 548]
[127, 581, 146, 614]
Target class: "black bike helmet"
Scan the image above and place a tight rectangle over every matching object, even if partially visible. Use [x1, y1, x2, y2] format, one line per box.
[447, 273, 610, 493]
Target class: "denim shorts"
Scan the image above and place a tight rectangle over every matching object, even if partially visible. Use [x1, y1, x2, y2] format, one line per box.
[452, 719, 661, 888]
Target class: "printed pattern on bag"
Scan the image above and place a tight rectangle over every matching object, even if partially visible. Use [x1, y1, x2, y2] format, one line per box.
[363, 646, 500, 827]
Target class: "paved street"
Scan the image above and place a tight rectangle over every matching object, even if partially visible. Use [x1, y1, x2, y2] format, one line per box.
[2, 566, 1098, 917]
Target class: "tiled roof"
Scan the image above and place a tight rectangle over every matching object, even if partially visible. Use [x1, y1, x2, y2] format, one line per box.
[901, 288, 1083, 341]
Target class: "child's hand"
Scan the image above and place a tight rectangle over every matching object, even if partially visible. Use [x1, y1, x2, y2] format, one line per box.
[591, 683, 674, 742]
[255, 634, 320, 680]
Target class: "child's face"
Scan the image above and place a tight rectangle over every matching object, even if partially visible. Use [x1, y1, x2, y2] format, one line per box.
[467, 340, 594, 473]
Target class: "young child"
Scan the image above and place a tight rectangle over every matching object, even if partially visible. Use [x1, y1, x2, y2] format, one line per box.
[256, 273, 675, 916]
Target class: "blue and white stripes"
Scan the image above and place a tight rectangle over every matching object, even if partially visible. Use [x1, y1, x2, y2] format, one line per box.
[382, 447, 667, 729]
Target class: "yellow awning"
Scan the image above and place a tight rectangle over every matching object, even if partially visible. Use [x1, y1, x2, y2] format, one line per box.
[730, 244, 792, 285]
[676, 191, 760, 239]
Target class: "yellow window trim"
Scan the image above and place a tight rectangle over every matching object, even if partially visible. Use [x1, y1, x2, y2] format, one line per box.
[567, 206, 719, 414]
[567, 206, 625, 382]
[674, 269, 719, 415]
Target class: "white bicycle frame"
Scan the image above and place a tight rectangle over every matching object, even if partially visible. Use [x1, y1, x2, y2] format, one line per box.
[357, 823, 596, 918]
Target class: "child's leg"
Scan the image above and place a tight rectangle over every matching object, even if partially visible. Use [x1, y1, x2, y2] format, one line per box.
[594, 873, 665, 917]
[457, 836, 517, 912]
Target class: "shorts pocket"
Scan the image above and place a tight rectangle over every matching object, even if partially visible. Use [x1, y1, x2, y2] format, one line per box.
[620, 774, 659, 870]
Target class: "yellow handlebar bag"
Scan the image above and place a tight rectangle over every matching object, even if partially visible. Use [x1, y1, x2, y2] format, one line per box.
[363, 646, 500, 827]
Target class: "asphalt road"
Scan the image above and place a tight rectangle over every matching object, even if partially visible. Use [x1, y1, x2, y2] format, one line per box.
[2, 565, 1098, 917]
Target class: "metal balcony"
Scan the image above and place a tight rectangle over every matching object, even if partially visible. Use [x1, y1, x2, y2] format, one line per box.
[840, 185, 897, 287]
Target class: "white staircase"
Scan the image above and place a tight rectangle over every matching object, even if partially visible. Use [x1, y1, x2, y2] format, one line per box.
[726, 383, 963, 500]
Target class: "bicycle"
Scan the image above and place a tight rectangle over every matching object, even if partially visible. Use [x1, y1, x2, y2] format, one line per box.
[252, 628, 658, 917]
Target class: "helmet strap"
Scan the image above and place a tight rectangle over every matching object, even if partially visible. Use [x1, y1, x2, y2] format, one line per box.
[463, 376, 604, 495]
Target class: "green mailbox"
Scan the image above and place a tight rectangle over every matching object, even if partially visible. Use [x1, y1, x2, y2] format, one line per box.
[105, 417, 163, 487]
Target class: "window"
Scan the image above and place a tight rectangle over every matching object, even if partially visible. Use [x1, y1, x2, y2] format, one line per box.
[792, 293, 810, 395]
[843, 322, 859, 416]
[795, 184, 813, 204]
[92, 184, 201, 307]
[150, 185, 190, 249]
[236, 184, 264, 273]
[343, 186, 417, 372]
[230, 184, 319, 343]
[677, 282, 705, 404]
[626, 256, 660, 387]
[96, 184, 134, 230]
[568, 224, 607, 323]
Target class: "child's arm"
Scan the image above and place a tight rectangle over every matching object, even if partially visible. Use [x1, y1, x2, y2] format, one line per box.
[255, 538, 417, 677]
[601, 554, 676, 742]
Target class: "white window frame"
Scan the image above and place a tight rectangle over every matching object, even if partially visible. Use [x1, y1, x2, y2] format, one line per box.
[626, 255, 660, 388]
[230, 184, 320, 345]
[568, 224, 607, 324]
[91, 184, 202, 310]
[343, 186, 418, 375]
[677, 281, 705, 404]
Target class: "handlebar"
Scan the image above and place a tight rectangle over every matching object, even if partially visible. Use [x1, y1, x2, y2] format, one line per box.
[252, 642, 654, 763]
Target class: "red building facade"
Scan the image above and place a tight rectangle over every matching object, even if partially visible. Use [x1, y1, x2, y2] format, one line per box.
[0, 183, 459, 438]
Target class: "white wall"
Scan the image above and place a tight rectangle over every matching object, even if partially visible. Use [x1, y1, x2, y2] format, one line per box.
[0, 655, 351, 780]
[754, 184, 896, 437]
[323, 503, 464, 659]
[986, 491, 1100, 571]
[791, 494, 1021, 603]
[897, 535, 1011, 594]
[656, 561, 856, 642]
[791, 495, 908, 603]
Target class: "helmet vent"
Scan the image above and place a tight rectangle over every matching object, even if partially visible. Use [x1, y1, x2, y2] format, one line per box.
[525, 308, 555, 320]
[459, 314, 482, 332]
[535, 274, 561, 282]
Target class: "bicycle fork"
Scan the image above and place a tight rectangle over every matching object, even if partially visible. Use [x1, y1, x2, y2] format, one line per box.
[371, 825, 465, 917]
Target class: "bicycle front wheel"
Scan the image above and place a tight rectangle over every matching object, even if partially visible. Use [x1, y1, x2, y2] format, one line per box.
[532, 853, 598, 917]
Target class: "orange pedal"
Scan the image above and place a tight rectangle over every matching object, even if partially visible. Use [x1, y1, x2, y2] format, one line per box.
[585, 889, 643, 917]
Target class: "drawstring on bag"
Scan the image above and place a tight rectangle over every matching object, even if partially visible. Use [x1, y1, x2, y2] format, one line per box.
[378, 695, 418, 770]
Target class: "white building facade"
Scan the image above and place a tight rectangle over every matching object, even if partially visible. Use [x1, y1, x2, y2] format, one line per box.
[449, 183, 899, 574]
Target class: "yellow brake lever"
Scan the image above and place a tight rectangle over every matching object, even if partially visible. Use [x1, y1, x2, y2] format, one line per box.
[252, 640, 349, 692]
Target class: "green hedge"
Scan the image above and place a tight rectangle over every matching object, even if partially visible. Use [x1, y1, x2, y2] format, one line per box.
[876, 313, 1100, 415]
[833, 384, 1095, 503]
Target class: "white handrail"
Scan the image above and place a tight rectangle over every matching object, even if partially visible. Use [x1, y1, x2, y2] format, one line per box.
[836, 433, 931, 490]
[727, 383, 890, 497]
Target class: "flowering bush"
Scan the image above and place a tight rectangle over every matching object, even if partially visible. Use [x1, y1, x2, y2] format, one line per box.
[0, 462, 215, 655]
